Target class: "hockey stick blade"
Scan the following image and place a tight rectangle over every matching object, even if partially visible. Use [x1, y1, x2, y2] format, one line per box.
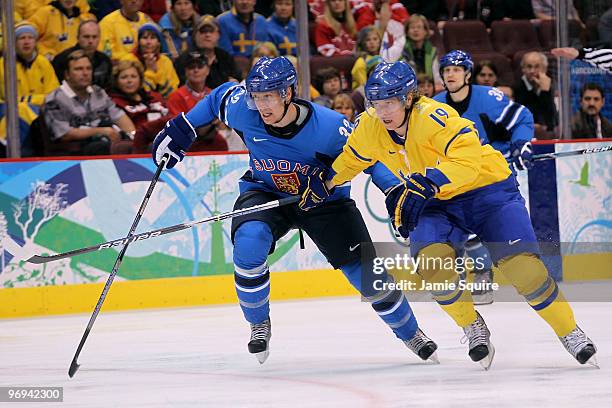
[28, 195, 300, 264]
[68, 359, 80, 378]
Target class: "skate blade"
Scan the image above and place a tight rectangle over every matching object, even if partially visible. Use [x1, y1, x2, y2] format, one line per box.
[429, 351, 440, 365]
[585, 355, 600, 369]
[479, 343, 496, 371]
[254, 350, 270, 364]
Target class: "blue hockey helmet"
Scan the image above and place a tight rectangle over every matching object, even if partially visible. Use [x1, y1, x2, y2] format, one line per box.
[246, 56, 297, 97]
[439, 50, 474, 76]
[365, 61, 417, 103]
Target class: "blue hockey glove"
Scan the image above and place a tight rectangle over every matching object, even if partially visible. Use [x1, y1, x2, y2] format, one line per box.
[385, 173, 438, 238]
[510, 141, 533, 171]
[299, 170, 334, 211]
[152, 113, 197, 169]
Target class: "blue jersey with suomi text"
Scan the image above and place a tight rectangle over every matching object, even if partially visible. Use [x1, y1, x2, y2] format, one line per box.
[434, 85, 534, 156]
[185, 82, 397, 198]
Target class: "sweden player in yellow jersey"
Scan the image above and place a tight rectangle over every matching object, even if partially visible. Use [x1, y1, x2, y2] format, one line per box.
[300, 61, 597, 369]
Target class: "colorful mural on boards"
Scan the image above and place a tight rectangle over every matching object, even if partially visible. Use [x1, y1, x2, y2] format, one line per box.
[0, 155, 328, 288]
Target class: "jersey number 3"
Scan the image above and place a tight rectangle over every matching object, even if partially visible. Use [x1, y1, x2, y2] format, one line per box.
[338, 119, 353, 138]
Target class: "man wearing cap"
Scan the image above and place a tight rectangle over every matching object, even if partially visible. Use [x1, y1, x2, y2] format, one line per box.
[53, 20, 113, 89]
[174, 15, 241, 88]
[166, 52, 228, 151]
[0, 23, 59, 107]
[98, 0, 152, 61]
[168, 52, 211, 115]
[0, 23, 60, 152]
[217, 0, 271, 57]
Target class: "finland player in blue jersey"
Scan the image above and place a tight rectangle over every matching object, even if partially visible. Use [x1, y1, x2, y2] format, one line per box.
[433, 50, 536, 304]
[151, 56, 439, 364]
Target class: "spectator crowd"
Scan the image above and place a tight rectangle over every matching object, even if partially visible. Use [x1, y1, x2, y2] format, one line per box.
[1, 0, 611, 158]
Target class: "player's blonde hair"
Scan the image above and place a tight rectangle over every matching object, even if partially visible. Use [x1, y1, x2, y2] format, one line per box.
[407, 89, 422, 108]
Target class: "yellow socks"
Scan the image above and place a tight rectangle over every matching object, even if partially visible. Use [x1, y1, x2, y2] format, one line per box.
[498, 253, 576, 337]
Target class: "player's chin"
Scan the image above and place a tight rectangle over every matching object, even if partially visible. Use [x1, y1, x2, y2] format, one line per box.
[447, 84, 460, 92]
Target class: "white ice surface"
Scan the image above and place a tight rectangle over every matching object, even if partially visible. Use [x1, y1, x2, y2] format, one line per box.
[2, 297, 610, 407]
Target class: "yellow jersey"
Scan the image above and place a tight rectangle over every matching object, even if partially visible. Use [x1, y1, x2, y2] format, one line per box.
[0, 55, 59, 106]
[29, 5, 96, 59]
[98, 10, 151, 60]
[19, 0, 90, 20]
[331, 96, 511, 200]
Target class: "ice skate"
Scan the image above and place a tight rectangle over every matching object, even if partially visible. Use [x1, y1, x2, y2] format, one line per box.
[404, 329, 440, 363]
[471, 269, 494, 305]
[462, 311, 495, 370]
[559, 326, 598, 367]
[248, 318, 271, 364]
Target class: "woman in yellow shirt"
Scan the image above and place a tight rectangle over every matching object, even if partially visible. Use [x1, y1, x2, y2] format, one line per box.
[122, 23, 180, 100]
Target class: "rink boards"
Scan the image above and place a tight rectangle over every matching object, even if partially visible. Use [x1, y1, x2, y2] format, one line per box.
[0, 140, 610, 317]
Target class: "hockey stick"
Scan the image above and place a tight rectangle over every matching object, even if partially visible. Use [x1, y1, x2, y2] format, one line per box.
[532, 144, 611, 161]
[29, 195, 300, 265]
[68, 154, 168, 378]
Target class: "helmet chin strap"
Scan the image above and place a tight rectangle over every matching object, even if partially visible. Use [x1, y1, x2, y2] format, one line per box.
[272, 99, 292, 125]
[393, 96, 413, 137]
[449, 81, 469, 94]
[397, 108, 410, 130]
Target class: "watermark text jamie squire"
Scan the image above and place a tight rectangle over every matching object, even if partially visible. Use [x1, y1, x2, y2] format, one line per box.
[373, 278, 499, 292]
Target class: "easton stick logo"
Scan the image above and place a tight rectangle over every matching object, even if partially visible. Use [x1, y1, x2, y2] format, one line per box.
[99, 231, 162, 249]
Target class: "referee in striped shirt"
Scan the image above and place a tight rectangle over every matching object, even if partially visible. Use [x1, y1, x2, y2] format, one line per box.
[552, 46, 612, 73]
